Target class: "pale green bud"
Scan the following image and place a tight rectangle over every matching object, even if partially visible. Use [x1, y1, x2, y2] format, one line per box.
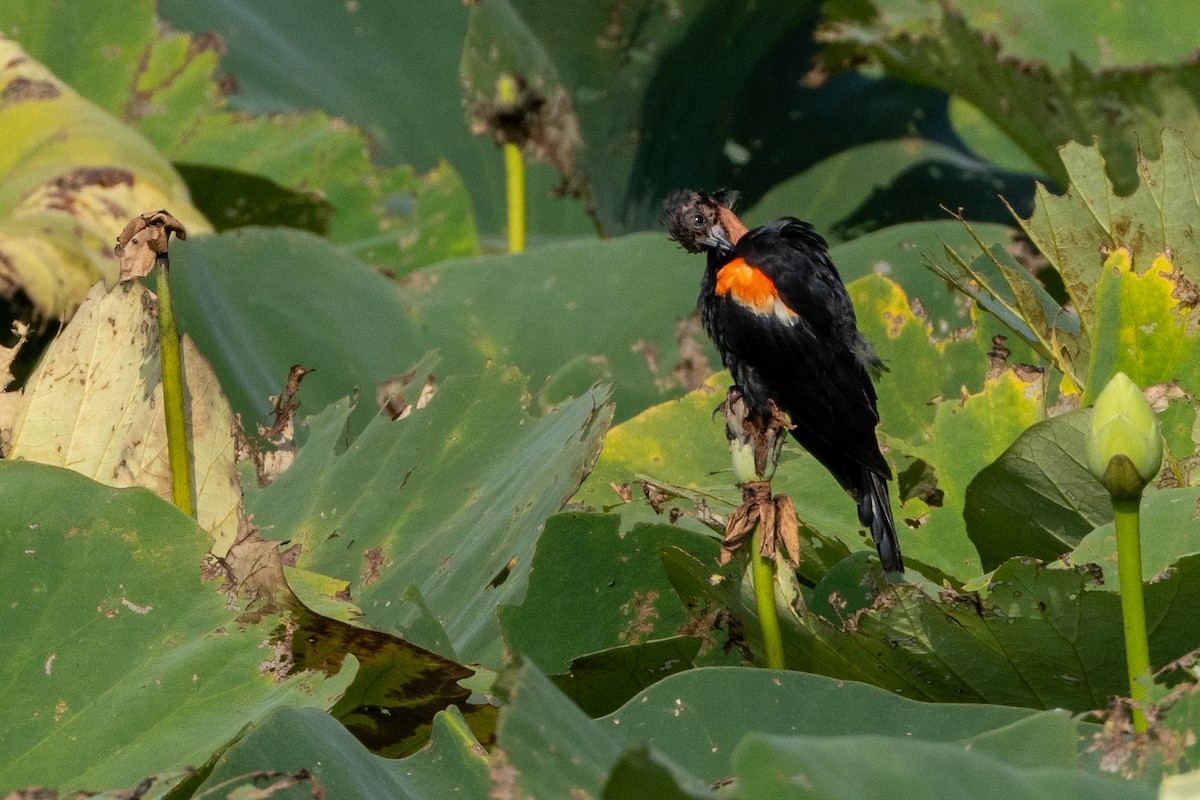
[1086, 372, 1163, 499]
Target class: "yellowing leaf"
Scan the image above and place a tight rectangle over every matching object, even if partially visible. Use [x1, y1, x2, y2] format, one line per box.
[0, 36, 209, 318]
[4, 281, 240, 554]
[1085, 247, 1200, 403]
[895, 369, 1047, 578]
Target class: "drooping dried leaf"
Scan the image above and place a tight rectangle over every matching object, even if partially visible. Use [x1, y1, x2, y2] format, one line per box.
[114, 210, 187, 281]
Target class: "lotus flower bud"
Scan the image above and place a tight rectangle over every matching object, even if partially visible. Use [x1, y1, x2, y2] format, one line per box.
[1086, 372, 1163, 499]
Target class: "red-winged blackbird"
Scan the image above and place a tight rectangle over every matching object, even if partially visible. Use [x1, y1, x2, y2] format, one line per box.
[665, 190, 902, 573]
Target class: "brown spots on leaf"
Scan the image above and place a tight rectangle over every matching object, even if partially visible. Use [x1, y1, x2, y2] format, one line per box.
[618, 590, 660, 645]
[639, 313, 715, 393]
[1172, 268, 1200, 311]
[985, 334, 1010, 376]
[0, 249, 18, 302]
[361, 546, 390, 586]
[52, 167, 135, 193]
[676, 600, 750, 661]
[258, 615, 298, 684]
[882, 308, 907, 337]
[670, 313, 714, 391]
[123, 31, 224, 122]
[488, 749, 521, 800]
[0, 76, 59, 108]
[643, 481, 669, 514]
[1144, 381, 1187, 413]
[209, 519, 293, 615]
[631, 338, 659, 375]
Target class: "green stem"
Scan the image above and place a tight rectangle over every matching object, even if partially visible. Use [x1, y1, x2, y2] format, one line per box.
[156, 260, 193, 517]
[1114, 495, 1149, 733]
[497, 75, 526, 253]
[752, 525, 785, 670]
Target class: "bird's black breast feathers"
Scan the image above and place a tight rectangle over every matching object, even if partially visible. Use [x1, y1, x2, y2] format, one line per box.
[699, 218, 890, 486]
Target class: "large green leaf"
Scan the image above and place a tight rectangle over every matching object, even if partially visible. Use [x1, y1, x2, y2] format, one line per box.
[666, 544, 1200, 711]
[600, 665, 1099, 783]
[894, 370, 1047, 578]
[168, 229, 416, 436]
[821, 1, 1200, 197]
[249, 368, 612, 667]
[941, 0, 1200, 181]
[0, 461, 354, 793]
[0, 36, 208, 318]
[552, 637, 707, 718]
[168, 114, 479, 275]
[389, 233, 715, 419]
[194, 706, 490, 800]
[747, 140, 1037, 243]
[1069, 486, 1200, 584]
[156, 0, 591, 239]
[492, 659, 1106, 799]
[493, 660, 634, 800]
[169, 228, 711, 431]
[965, 410, 1113, 569]
[950, 0, 1200, 70]
[499, 513, 716, 675]
[2, 0, 479, 276]
[731, 732, 1151, 800]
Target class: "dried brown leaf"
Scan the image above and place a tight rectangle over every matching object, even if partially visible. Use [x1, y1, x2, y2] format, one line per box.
[114, 210, 187, 281]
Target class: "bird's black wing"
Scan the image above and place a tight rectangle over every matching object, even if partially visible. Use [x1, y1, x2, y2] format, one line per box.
[707, 218, 889, 487]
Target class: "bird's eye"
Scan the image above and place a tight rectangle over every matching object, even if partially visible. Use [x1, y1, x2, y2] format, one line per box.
[692, 213, 705, 226]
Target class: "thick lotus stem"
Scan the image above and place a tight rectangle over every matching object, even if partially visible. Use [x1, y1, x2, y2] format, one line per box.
[497, 75, 526, 254]
[115, 211, 193, 517]
[1086, 372, 1163, 734]
[722, 388, 797, 670]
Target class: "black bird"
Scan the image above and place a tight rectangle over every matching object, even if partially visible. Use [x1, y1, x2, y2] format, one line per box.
[664, 190, 902, 573]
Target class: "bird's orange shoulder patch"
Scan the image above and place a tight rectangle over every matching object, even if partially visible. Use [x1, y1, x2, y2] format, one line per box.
[715, 258, 799, 323]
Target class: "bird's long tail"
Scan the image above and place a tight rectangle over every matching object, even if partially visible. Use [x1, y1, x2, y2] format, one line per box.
[857, 470, 903, 573]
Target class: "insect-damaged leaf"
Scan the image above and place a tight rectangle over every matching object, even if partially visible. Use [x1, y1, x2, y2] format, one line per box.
[249, 367, 613, 667]
[0, 461, 355, 793]
[939, 130, 1200, 401]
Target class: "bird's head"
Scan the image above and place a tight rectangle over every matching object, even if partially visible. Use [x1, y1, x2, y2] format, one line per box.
[664, 190, 741, 255]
